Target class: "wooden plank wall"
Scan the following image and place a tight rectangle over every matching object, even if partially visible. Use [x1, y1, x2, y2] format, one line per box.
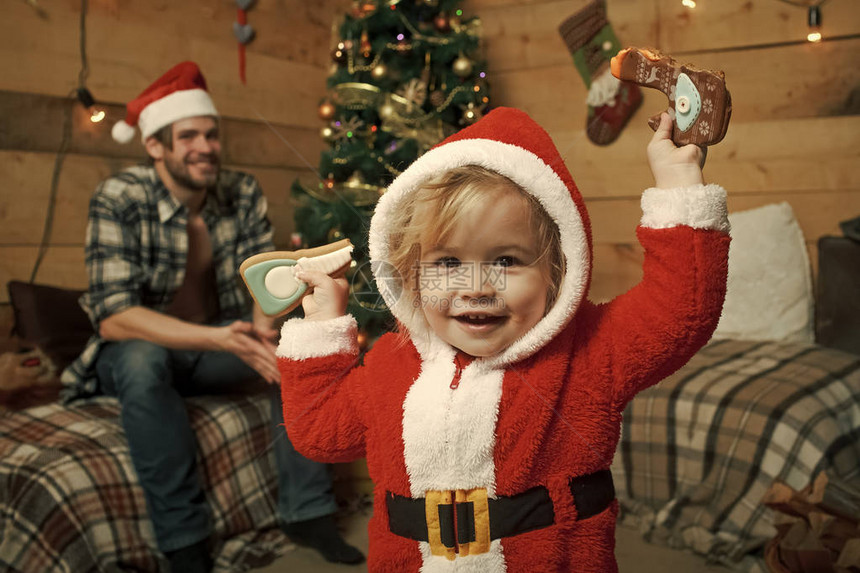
[1, 0, 859, 312]
[0, 0, 342, 312]
[468, 0, 860, 301]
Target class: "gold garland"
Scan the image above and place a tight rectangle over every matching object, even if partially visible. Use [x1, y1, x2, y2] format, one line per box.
[299, 179, 385, 207]
[347, 50, 382, 75]
[331, 151, 402, 178]
[393, 11, 481, 46]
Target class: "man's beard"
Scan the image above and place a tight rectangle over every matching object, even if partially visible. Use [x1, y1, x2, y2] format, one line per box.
[164, 152, 220, 191]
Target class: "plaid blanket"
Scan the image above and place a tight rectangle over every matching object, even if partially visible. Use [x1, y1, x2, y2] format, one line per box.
[0, 394, 289, 572]
[612, 339, 860, 570]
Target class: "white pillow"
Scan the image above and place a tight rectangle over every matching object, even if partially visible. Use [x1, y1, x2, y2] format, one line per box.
[712, 202, 815, 343]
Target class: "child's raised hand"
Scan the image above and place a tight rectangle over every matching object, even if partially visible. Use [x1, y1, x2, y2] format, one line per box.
[294, 268, 349, 321]
[647, 112, 706, 190]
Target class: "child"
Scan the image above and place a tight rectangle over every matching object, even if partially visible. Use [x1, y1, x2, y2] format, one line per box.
[277, 107, 729, 572]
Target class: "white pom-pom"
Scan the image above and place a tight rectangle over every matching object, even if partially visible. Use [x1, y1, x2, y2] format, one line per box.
[585, 69, 622, 108]
[111, 120, 136, 144]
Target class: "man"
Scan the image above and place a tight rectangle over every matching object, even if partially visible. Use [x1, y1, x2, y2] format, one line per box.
[61, 62, 363, 571]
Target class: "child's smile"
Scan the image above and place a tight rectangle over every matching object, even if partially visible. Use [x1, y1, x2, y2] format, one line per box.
[417, 188, 550, 357]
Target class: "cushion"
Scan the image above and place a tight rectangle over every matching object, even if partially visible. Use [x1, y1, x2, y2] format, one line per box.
[711, 202, 815, 343]
[7, 281, 93, 373]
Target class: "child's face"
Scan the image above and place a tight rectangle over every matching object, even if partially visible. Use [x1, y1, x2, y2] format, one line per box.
[416, 187, 550, 357]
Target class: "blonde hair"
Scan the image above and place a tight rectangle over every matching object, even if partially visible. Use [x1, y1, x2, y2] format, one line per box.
[386, 165, 565, 322]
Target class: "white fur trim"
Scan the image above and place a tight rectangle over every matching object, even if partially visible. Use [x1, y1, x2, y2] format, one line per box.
[402, 355, 503, 495]
[586, 69, 621, 108]
[276, 315, 358, 360]
[402, 355, 507, 570]
[370, 138, 590, 366]
[418, 540, 507, 572]
[111, 120, 136, 144]
[640, 183, 730, 232]
[137, 88, 218, 142]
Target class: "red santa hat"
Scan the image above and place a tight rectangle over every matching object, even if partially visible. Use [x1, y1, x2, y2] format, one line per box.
[111, 61, 218, 144]
[370, 107, 594, 365]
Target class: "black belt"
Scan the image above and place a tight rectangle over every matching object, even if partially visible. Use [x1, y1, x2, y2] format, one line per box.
[386, 470, 614, 557]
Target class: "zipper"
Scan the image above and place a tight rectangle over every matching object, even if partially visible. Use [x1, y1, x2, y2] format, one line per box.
[450, 364, 463, 389]
[450, 352, 469, 389]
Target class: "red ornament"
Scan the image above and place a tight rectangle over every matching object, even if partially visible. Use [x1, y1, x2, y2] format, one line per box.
[433, 13, 450, 33]
[360, 30, 372, 58]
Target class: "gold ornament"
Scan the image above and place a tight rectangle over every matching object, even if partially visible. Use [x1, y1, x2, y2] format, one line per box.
[371, 63, 388, 80]
[328, 228, 346, 242]
[452, 54, 473, 78]
[460, 102, 486, 125]
[318, 101, 336, 120]
[378, 101, 396, 121]
[345, 171, 366, 187]
[332, 82, 382, 110]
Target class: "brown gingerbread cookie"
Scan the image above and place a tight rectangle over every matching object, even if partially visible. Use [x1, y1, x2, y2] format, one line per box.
[611, 47, 732, 147]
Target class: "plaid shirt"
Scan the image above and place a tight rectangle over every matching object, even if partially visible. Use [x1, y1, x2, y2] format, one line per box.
[60, 165, 275, 401]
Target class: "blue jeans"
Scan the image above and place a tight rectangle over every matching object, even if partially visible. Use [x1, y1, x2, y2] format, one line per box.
[95, 339, 337, 552]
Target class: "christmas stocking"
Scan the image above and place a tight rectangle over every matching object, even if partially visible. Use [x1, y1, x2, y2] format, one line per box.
[559, 0, 641, 145]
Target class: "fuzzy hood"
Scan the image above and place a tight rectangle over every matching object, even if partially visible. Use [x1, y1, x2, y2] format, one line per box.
[369, 107, 593, 367]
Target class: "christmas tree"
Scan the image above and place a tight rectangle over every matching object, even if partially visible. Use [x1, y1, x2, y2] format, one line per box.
[292, 0, 490, 342]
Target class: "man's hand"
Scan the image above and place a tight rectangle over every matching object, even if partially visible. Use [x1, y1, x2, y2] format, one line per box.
[295, 268, 349, 322]
[213, 320, 280, 384]
[647, 112, 706, 190]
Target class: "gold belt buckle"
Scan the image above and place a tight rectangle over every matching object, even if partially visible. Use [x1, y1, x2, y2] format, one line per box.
[424, 487, 491, 560]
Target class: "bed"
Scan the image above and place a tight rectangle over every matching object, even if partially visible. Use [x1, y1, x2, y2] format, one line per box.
[612, 339, 860, 570]
[0, 393, 288, 572]
[0, 281, 297, 572]
[610, 203, 860, 571]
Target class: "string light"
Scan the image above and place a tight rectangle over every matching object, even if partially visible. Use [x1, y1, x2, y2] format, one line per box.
[76, 87, 105, 123]
[688, 1, 828, 42]
[807, 5, 822, 42]
[774, 0, 829, 42]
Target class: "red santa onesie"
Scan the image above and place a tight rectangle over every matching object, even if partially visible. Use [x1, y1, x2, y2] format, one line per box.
[277, 107, 730, 572]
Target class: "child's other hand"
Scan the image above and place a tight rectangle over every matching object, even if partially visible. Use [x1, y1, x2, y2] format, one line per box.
[647, 112, 706, 190]
[295, 268, 349, 321]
